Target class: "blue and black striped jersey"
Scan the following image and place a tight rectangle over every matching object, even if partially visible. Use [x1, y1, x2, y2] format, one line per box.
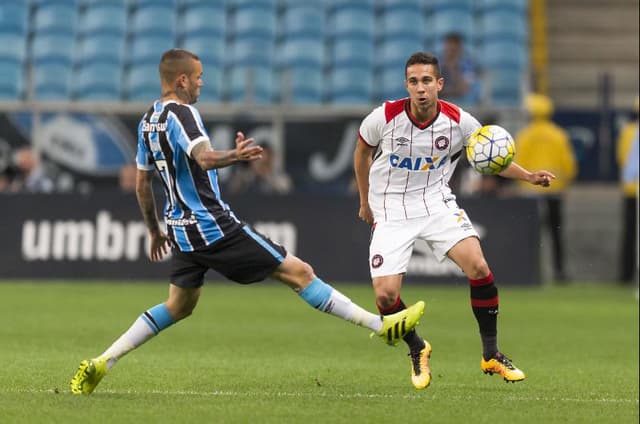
[136, 100, 242, 252]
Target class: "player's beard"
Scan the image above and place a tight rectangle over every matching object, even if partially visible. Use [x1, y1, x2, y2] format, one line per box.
[189, 89, 199, 104]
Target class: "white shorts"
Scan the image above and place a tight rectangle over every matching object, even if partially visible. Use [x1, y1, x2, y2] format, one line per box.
[368, 206, 478, 278]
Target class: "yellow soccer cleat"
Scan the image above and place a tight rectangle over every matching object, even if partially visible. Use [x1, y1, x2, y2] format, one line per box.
[70, 357, 109, 395]
[481, 353, 525, 383]
[409, 340, 432, 389]
[375, 301, 425, 346]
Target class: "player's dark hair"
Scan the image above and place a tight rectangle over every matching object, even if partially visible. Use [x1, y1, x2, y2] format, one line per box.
[405, 52, 441, 78]
[159, 49, 200, 84]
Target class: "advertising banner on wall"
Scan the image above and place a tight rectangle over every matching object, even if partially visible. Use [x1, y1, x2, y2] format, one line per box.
[0, 109, 627, 196]
[0, 193, 541, 285]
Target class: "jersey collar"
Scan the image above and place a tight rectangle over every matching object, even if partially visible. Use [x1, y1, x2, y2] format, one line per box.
[404, 99, 440, 130]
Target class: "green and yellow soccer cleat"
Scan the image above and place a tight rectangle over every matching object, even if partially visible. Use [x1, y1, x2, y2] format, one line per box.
[481, 353, 525, 383]
[375, 301, 425, 346]
[409, 340, 432, 389]
[70, 357, 109, 395]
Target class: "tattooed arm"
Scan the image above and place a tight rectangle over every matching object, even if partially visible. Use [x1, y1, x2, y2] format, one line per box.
[136, 169, 169, 262]
[191, 131, 263, 170]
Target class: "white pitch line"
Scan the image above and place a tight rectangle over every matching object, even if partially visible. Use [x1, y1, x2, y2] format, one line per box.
[1, 388, 638, 404]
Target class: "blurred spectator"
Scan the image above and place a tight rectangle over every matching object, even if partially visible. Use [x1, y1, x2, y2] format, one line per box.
[439, 32, 480, 105]
[1, 147, 54, 193]
[615, 97, 639, 284]
[227, 143, 292, 195]
[119, 163, 137, 193]
[514, 94, 577, 282]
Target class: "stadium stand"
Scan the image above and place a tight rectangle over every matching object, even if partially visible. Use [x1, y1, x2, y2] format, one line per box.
[83, 0, 127, 5]
[33, 63, 72, 99]
[76, 34, 125, 67]
[480, 39, 528, 71]
[376, 66, 408, 101]
[331, 38, 374, 69]
[228, 65, 277, 104]
[375, 38, 424, 72]
[280, 4, 325, 39]
[487, 68, 524, 106]
[328, 6, 375, 41]
[0, 62, 24, 100]
[129, 4, 177, 39]
[233, 0, 277, 8]
[477, 0, 528, 13]
[78, 4, 128, 37]
[278, 38, 325, 69]
[477, 8, 529, 42]
[32, 2, 78, 36]
[231, 2, 277, 39]
[0, 34, 28, 66]
[279, 65, 324, 104]
[131, 0, 177, 8]
[127, 35, 175, 66]
[73, 63, 123, 101]
[430, 7, 474, 43]
[198, 65, 224, 103]
[379, 0, 423, 10]
[0, 0, 530, 105]
[228, 37, 274, 68]
[123, 64, 161, 101]
[180, 0, 224, 7]
[379, 8, 426, 43]
[180, 5, 226, 39]
[0, 3, 29, 35]
[429, 0, 474, 11]
[31, 0, 79, 6]
[327, 66, 373, 104]
[180, 35, 226, 66]
[31, 34, 75, 66]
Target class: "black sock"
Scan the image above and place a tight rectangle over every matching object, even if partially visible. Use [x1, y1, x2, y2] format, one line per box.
[378, 297, 425, 352]
[469, 272, 499, 360]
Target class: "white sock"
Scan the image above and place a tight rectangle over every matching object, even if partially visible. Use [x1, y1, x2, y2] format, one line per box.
[327, 289, 383, 332]
[298, 278, 382, 332]
[99, 316, 155, 369]
[99, 303, 175, 369]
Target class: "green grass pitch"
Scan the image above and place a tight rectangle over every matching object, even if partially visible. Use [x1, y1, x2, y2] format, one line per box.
[0, 280, 637, 423]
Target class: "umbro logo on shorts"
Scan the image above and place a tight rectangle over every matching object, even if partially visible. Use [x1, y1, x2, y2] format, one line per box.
[371, 254, 384, 268]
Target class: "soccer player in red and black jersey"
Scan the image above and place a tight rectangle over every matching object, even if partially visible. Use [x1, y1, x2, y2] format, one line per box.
[354, 52, 555, 389]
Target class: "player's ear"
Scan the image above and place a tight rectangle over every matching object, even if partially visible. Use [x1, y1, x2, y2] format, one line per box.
[177, 73, 188, 88]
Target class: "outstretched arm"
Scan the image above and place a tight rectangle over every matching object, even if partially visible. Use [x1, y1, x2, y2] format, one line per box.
[191, 131, 263, 171]
[499, 161, 556, 187]
[136, 169, 170, 262]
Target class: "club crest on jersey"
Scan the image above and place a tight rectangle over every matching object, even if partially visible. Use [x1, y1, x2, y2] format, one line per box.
[389, 154, 448, 171]
[435, 136, 449, 150]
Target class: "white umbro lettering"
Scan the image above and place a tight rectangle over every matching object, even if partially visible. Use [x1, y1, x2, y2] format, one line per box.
[142, 122, 167, 132]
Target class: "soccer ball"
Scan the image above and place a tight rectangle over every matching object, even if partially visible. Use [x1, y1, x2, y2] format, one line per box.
[466, 125, 516, 175]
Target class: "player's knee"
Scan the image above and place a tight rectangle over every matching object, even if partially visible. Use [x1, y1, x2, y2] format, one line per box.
[297, 260, 315, 283]
[467, 259, 491, 280]
[166, 298, 198, 321]
[274, 255, 316, 289]
[375, 290, 398, 310]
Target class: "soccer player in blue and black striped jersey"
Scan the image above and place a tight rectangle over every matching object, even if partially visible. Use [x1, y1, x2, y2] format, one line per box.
[70, 49, 426, 395]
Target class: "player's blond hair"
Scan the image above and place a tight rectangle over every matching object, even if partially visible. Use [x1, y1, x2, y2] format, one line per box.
[159, 49, 200, 85]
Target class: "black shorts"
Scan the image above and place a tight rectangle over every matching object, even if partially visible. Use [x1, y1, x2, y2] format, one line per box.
[170, 225, 287, 288]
